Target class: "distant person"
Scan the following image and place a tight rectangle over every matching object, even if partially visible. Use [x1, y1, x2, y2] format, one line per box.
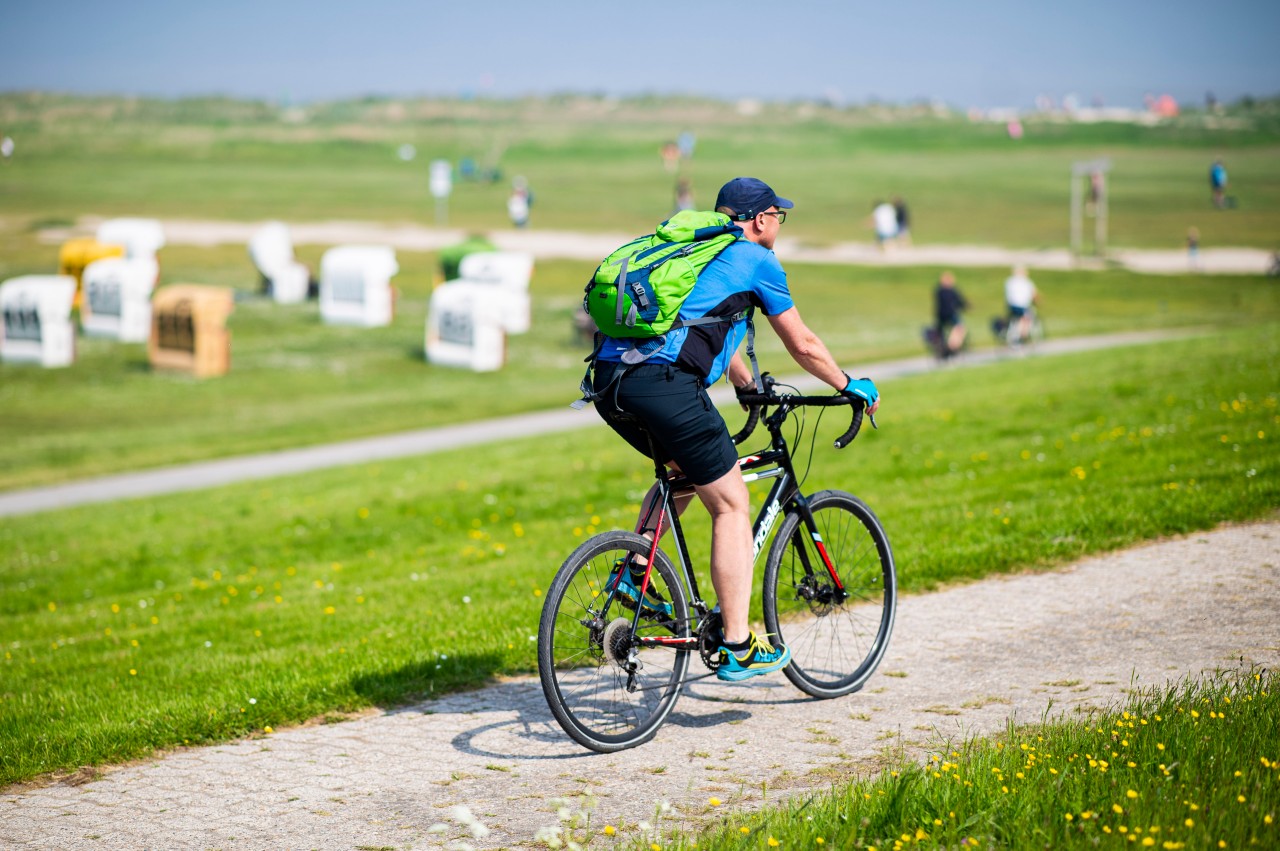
[1003, 264, 1039, 344]
[1086, 171, 1104, 217]
[1186, 227, 1200, 271]
[892, 196, 911, 246]
[677, 130, 697, 160]
[673, 179, 695, 214]
[871, 200, 898, 250]
[660, 141, 680, 173]
[508, 176, 533, 228]
[933, 270, 968, 358]
[1209, 159, 1228, 209]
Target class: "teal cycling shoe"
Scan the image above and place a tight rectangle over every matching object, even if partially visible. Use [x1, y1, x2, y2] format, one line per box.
[716, 632, 791, 682]
[607, 560, 674, 619]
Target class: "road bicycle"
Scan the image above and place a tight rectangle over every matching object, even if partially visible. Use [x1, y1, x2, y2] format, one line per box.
[537, 375, 897, 752]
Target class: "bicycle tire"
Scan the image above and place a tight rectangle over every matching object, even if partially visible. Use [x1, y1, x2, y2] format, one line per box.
[763, 490, 896, 698]
[537, 531, 690, 752]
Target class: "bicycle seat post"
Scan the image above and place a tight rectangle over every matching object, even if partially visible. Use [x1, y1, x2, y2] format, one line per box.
[625, 423, 670, 541]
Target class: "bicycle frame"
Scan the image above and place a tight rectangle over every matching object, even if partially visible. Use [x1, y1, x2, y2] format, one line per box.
[606, 403, 848, 659]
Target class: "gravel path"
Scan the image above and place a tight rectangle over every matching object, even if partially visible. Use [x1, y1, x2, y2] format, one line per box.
[41, 217, 1275, 275]
[4, 520, 1276, 850]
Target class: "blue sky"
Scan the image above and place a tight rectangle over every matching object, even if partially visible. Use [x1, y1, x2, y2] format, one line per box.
[2, 0, 1277, 109]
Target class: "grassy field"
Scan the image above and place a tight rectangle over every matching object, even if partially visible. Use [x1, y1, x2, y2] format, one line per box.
[634, 669, 1278, 850]
[2, 324, 1276, 786]
[2, 254, 1277, 491]
[2, 92, 1278, 833]
[2, 93, 1279, 249]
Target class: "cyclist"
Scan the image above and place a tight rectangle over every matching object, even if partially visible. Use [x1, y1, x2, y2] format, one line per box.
[1003, 264, 1039, 345]
[932, 270, 968, 359]
[591, 176, 881, 682]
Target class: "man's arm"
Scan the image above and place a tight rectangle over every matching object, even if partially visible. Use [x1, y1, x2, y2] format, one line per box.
[726, 354, 755, 389]
[765, 307, 849, 392]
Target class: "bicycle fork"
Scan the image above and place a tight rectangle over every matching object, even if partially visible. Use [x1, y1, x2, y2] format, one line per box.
[789, 498, 851, 606]
[751, 467, 849, 606]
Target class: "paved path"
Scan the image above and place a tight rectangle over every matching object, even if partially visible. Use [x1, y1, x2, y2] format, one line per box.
[4, 520, 1276, 849]
[42, 217, 1275, 275]
[0, 329, 1190, 517]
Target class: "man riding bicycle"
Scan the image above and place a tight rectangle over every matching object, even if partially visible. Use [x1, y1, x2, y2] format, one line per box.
[1003, 264, 1039, 345]
[591, 176, 881, 682]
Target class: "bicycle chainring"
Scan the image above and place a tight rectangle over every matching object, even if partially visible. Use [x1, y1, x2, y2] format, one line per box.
[696, 610, 724, 670]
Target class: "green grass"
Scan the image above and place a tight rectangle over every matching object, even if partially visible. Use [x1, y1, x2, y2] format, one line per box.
[2, 251, 1277, 490]
[2, 324, 1277, 786]
[3, 92, 1279, 248]
[647, 668, 1278, 850]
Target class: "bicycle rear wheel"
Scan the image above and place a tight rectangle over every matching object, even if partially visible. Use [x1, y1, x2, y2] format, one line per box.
[537, 531, 690, 752]
[763, 490, 896, 698]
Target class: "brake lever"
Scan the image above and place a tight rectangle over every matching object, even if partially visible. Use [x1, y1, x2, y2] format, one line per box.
[868, 412, 878, 430]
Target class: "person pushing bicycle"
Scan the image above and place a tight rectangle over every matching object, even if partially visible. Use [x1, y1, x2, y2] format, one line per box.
[590, 176, 881, 682]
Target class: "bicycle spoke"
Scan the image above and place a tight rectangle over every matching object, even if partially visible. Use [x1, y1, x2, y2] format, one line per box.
[538, 532, 691, 751]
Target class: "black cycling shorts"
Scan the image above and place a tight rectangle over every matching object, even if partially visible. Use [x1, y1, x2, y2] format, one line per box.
[593, 360, 738, 487]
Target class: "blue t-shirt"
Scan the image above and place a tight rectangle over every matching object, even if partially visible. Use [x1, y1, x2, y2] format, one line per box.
[596, 239, 794, 385]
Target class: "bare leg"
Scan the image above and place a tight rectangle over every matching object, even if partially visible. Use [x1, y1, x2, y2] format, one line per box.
[635, 477, 694, 540]
[692, 466, 754, 645]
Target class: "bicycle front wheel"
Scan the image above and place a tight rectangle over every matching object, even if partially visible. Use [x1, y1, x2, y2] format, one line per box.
[537, 531, 690, 752]
[763, 490, 896, 698]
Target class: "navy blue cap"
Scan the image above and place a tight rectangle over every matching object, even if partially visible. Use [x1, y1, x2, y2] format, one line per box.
[714, 177, 794, 219]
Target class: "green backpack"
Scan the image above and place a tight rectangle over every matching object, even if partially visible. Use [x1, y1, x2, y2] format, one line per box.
[573, 211, 750, 408]
[584, 210, 742, 339]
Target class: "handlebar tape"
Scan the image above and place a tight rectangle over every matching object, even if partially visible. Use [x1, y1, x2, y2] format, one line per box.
[834, 402, 865, 449]
[731, 392, 866, 449]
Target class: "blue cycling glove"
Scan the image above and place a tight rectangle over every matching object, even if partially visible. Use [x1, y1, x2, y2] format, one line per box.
[841, 375, 879, 407]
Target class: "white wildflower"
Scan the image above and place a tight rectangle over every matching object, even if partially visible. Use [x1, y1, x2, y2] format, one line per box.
[450, 804, 490, 839]
[534, 825, 564, 847]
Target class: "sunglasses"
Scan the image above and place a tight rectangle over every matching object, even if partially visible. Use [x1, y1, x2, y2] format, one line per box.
[759, 210, 787, 224]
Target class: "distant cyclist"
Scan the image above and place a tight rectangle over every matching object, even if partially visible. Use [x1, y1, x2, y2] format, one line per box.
[591, 177, 881, 682]
[1003, 264, 1039, 345]
[932, 270, 968, 358]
